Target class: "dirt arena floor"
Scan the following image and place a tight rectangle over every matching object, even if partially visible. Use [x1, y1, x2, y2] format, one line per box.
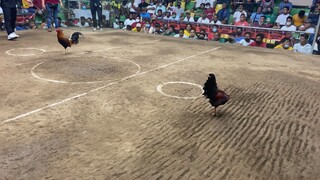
[1, 28, 320, 180]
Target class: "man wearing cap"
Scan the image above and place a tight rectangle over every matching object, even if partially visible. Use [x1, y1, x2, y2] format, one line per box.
[183, 10, 195, 22]
[0, 0, 22, 40]
[132, 23, 142, 32]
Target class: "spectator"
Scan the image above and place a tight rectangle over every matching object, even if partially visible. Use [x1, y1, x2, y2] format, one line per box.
[175, 1, 185, 18]
[195, 3, 205, 21]
[184, 23, 193, 36]
[299, 19, 315, 34]
[210, 14, 222, 24]
[250, 6, 263, 24]
[152, 22, 163, 34]
[233, 4, 247, 23]
[275, 6, 290, 28]
[205, 2, 215, 20]
[42, 0, 63, 32]
[189, 29, 197, 39]
[238, 32, 254, 46]
[212, 25, 219, 33]
[113, 19, 120, 29]
[132, 23, 142, 32]
[244, 0, 256, 18]
[292, 10, 307, 28]
[197, 12, 210, 23]
[139, 0, 148, 9]
[234, 14, 249, 26]
[140, 7, 151, 20]
[156, 9, 163, 19]
[278, 0, 292, 14]
[308, 3, 319, 25]
[234, 27, 244, 41]
[124, 14, 136, 27]
[166, 2, 175, 14]
[274, 37, 293, 50]
[143, 20, 151, 33]
[174, 29, 188, 38]
[1, 0, 22, 39]
[87, 17, 93, 27]
[77, 16, 90, 27]
[230, 0, 244, 13]
[249, 33, 267, 48]
[216, 3, 230, 24]
[311, 0, 320, 12]
[58, 17, 68, 28]
[146, 0, 156, 15]
[293, 34, 312, 55]
[196, 0, 215, 9]
[281, 16, 296, 31]
[163, 25, 176, 36]
[183, 10, 195, 22]
[253, 15, 271, 27]
[155, 0, 166, 15]
[213, 31, 221, 41]
[171, 12, 180, 21]
[196, 31, 207, 40]
[163, 10, 171, 20]
[260, 0, 274, 14]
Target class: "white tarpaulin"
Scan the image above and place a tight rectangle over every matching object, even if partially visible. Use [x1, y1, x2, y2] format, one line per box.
[290, 0, 313, 6]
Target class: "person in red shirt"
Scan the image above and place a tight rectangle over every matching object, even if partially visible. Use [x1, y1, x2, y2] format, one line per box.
[234, 14, 249, 26]
[204, 2, 215, 20]
[249, 33, 267, 48]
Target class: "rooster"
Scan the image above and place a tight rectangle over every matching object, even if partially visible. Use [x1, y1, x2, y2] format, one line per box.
[56, 29, 84, 52]
[203, 73, 230, 116]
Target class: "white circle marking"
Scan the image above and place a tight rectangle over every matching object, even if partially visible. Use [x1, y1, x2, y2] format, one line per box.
[156, 81, 204, 100]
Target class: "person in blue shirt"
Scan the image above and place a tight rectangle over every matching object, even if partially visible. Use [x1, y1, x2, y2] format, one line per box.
[216, 3, 230, 24]
[140, 7, 150, 20]
[279, 0, 292, 14]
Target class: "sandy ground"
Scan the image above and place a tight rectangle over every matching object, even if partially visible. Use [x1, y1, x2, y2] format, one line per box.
[0, 28, 320, 180]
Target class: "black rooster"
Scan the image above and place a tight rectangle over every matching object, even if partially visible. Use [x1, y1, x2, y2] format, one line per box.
[203, 73, 230, 116]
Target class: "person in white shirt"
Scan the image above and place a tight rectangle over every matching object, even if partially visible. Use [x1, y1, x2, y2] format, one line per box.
[293, 34, 312, 55]
[183, 11, 195, 22]
[175, 1, 185, 18]
[155, 1, 166, 15]
[210, 14, 222, 25]
[124, 14, 136, 27]
[171, 11, 180, 21]
[275, 6, 290, 28]
[197, 13, 210, 24]
[174, 29, 188, 38]
[238, 32, 254, 46]
[233, 4, 247, 23]
[146, 0, 156, 15]
[299, 19, 315, 34]
[281, 16, 296, 31]
[163, 11, 171, 20]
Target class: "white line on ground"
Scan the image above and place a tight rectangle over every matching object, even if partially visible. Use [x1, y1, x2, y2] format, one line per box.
[2, 47, 220, 124]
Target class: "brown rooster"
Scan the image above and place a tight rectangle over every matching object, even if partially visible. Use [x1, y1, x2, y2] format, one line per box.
[56, 29, 84, 52]
[203, 73, 230, 116]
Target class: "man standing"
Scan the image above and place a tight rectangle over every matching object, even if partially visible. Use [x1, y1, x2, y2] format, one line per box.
[90, 0, 103, 31]
[42, 0, 63, 32]
[0, 0, 22, 40]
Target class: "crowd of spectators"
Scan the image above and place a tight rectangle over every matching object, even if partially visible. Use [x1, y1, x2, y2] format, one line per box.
[111, 0, 320, 55]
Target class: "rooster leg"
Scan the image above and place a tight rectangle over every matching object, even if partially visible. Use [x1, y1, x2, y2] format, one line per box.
[213, 107, 217, 116]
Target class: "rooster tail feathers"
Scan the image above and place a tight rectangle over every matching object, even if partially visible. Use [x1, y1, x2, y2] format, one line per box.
[203, 73, 218, 98]
[70, 32, 84, 45]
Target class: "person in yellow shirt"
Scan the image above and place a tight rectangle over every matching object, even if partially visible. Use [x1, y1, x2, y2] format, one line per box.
[132, 23, 142, 32]
[274, 37, 293, 50]
[292, 10, 307, 28]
